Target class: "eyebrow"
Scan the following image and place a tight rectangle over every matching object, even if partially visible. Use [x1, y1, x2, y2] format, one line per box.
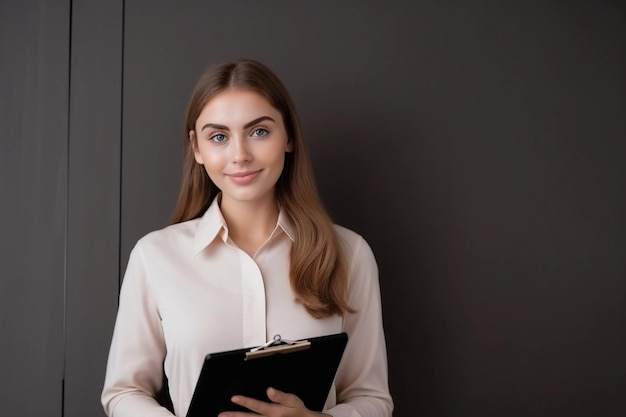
[200, 116, 276, 132]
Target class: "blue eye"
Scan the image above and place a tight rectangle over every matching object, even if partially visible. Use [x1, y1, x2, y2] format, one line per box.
[210, 133, 227, 143]
[251, 128, 268, 137]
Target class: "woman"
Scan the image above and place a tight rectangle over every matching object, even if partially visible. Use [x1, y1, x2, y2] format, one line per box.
[102, 59, 393, 417]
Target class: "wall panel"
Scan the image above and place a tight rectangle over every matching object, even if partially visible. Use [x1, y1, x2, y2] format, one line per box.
[0, 1, 70, 416]
[65, 0, 124, 416]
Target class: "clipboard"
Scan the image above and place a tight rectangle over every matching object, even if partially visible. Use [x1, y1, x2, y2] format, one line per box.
[186, 332, 348, 417]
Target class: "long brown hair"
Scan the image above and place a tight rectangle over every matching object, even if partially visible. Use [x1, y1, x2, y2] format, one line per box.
[171, 59, 354, 318]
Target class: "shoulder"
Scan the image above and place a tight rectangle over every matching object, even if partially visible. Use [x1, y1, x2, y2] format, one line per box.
[333, 225, 381, 306]
[333, 224, 364, 247]
[134, 218, 202, 255]
[333, 224, 376, 266]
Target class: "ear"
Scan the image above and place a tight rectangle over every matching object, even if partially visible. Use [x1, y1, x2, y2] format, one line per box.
[285, 139, 293, 153]
[189, 130, 203, 164]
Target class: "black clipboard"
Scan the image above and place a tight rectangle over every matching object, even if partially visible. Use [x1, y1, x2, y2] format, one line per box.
[186, 332, 348, 417]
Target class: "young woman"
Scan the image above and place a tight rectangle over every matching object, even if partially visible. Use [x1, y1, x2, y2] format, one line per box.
[101, 59, 393, 417]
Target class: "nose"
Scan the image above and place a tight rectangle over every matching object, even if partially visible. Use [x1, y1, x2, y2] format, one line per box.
[231, 136, 252, 164]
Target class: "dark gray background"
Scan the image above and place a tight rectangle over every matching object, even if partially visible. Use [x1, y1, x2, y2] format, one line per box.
[1, 1, 625, 416]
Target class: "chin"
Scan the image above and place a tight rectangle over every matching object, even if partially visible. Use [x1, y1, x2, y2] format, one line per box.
[223, 190, 272, 204]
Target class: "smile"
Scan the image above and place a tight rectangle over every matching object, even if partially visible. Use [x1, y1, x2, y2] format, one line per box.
[227, 170, 262, 185]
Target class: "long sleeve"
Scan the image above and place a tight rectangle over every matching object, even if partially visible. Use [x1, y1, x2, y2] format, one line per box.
[327, 233, 394, 417]
[101, 244, 174, 417]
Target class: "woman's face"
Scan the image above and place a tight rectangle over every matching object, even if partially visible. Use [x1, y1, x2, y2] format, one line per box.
[191, 88, 292, 208]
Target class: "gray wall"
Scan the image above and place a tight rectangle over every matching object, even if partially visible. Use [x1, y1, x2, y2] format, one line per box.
[1, 1, 69, 415]
[1, 1, 625, 417]
[1, 1, 122, 416]
[65, 1, 123, 416]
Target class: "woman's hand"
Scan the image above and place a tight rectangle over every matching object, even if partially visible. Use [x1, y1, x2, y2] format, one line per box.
[217, 387, 330, 417]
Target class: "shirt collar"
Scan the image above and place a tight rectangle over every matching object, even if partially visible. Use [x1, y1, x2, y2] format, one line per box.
[192, 196, 227, 256]
[192, 195, 295, 256]
[277, 209, 295, 242]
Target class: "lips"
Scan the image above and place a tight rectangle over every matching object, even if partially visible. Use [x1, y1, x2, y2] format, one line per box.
[227, 170, 261, 185]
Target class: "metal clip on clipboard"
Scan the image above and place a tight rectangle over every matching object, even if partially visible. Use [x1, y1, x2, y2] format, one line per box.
[246, 334, 311, 360]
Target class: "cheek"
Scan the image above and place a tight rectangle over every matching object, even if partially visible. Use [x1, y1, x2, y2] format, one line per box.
[260, 141, 289, 163]
[198, 148, 226, 169]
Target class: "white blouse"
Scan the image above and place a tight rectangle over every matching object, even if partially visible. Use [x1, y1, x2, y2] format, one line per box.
[101, 198, 393, 417]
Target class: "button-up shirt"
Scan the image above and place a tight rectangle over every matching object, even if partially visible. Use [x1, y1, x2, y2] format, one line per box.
[102, 197, 393, 417]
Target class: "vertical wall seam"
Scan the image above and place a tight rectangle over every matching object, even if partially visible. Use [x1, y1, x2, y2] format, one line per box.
[118, 0, 125, 302]
[63, 0, 74, 415]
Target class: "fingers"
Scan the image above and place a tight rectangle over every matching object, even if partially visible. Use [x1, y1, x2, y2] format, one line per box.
[218, 395, 262, 417]
[218, 388, 307, 417]
[266, 387, 302, 408]
[228, 394, 275, 416]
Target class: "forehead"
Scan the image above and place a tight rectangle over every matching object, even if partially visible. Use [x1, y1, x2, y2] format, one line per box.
[196, 88, 282, 127]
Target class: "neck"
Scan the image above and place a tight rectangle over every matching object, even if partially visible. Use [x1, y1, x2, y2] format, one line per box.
[219, 194, 279, 256]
